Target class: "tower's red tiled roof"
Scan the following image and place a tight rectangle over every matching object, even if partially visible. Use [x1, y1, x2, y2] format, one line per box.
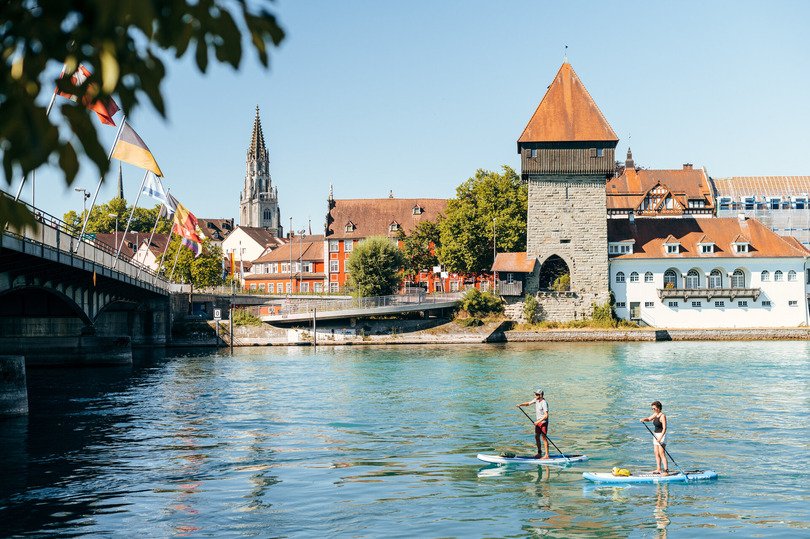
[518, 62, 618, 143]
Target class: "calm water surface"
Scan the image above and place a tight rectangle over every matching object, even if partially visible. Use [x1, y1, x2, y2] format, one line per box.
[1, 342, 808, 537]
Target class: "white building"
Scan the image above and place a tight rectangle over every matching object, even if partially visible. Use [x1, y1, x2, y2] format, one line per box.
[132, 233, 170, 272]
[608, 217, 810, 328]
[221, 226, 286, 270]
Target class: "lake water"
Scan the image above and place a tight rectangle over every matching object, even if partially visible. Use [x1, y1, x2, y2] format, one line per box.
[1, 342, 808, 537]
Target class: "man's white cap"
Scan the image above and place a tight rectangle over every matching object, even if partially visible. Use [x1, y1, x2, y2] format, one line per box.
[534, 388, 544, 395]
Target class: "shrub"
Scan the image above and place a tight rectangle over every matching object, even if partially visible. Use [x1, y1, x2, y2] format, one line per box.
[456, 316, 483, 327]
[346, 236, 405, 297]
[232, 308, 262, 327]
[523, 294, 539, 323]
[551, 273, 570, 292]
[459, 288, 504, 318]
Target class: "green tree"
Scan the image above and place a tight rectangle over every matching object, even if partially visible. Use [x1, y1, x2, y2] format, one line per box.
[161, 236, 224, 287]
[438, 166, 527, 273]
[63, 197, 171, 234]
[1, 0, 285, 229]
[346, 236, 405, 297]
[399, 220, 441, 278]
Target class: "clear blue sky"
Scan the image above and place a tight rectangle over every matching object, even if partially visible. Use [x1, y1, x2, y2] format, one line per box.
[19, 0, 810, 233]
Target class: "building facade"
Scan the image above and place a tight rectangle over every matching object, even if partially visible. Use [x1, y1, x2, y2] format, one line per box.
[608, 217, 810, 327]
[245, 235, 325, 294]
[239, 106, 283, 235]
[519, 61, 618, 320]
[608, 150, 714, 218]
[713, 176, 810, 246]
[324, 194, 448, 293]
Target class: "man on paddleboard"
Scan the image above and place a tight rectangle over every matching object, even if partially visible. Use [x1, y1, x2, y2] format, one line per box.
[517, 388, 549, 459]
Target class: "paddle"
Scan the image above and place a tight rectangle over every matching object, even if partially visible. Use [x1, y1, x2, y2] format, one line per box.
[517, 406, 571, 464]
[641, 421, 689, 479]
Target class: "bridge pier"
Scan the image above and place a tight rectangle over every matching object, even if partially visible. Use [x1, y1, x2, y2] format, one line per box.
[0, 355, 28, 415]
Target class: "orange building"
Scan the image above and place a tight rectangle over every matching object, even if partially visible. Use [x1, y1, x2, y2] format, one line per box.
[244, 234, 325, 294]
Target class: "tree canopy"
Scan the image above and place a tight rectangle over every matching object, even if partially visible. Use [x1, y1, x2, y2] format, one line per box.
[161, 236, 224, 288]
[1, 0, 285, 229]
[346, 236, 405, 297]
[398, 220, 441, 278]
[63, 197, 171, 235]
[438, 166, 527, 274]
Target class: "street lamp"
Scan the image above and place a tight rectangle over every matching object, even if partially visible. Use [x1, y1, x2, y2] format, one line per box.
[288, 216, 293, 295]
[298, 229, 306, 292]
[74, 187, 90, 218]
[108, 212, 119, 250]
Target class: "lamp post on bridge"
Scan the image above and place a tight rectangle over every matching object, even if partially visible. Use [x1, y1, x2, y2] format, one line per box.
[108, 213, 119, 251]
[74, 188, 90, 232]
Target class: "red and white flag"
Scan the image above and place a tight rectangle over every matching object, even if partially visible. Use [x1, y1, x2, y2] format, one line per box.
[55, 64, 120, 126]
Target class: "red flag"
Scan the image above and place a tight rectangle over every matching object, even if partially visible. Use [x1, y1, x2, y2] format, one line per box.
[55, 64, 120, 126]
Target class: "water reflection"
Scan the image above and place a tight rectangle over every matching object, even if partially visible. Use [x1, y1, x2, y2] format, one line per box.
[655, 483, 671, 537]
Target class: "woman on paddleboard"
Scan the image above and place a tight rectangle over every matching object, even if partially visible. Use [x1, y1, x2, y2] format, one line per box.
[517, 388, 549, 459]
[640, 401, 668, 474]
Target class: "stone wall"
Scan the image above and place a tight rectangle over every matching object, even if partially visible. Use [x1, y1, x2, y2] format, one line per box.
[525, 175, 609, 319]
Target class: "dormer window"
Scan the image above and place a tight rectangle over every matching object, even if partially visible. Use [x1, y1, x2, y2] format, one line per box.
[389, 221, 400, 232]
[345, 221, 356, 233]
[412, 205, 423, 215]
[733, 242, 749, 253]
[608, 241, 634, 255]
[663, 239, 680, 255]
[697, 239, 715, 254]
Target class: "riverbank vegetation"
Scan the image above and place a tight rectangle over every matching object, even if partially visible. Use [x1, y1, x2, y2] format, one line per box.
[517, 299, 639, 330]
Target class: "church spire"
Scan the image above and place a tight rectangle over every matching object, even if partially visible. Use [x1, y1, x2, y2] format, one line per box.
[625, 147, 635, 169]
[117, 163, 124, 199]
[248, 105, 268, 161]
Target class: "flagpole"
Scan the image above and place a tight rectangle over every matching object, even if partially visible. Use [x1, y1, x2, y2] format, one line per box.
[136, 192, 167, 280]
[168, 242, 183, 281]
[74, 115, 127, 252]
[113, 169, 149, 268]
[14, 91, 59, 202]
[153, 228, 174, 284]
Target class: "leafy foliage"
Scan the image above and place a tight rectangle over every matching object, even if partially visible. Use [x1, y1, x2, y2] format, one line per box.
[458, 288, 504, 318]
[1, 0, 285, 227]
[438, 166, 527, 273]
[63, 197, 171, 235]
[346, 236, 405, 297]
[399, 220, 441, 278]
[523, 294, 539, 323]
[551, 273, 570, 292]
[232, 308, 261, 327]
[161, 236, 224, 287]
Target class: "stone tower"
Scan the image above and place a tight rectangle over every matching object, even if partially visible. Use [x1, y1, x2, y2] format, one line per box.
[518, 61, 618, 320]
[239, 106, 282, 235]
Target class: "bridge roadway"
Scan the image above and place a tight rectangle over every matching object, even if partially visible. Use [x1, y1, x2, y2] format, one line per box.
[261, 292, 461, 324]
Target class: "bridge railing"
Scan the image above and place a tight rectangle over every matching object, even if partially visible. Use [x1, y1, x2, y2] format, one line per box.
[274, 290, 463, 317]
[3, 195, 171, 291]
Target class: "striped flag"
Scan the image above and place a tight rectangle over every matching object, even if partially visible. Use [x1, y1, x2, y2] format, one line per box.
[112, 122, 164, 176]
[55, 64, 120, 126]
[172, 201, 203, 257]
[142, 174, 175, 217]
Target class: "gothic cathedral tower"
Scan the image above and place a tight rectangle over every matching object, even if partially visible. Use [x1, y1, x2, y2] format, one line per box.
[519, 61, 618, 320]
[240, 106, 282, 235]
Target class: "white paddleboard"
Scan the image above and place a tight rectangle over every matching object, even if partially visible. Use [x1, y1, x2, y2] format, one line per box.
[477, 453, 588, 465]
[583, 469, 718, 484]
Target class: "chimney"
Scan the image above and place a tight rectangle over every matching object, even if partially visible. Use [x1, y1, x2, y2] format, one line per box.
[388, 190, 394, 199]
[683, 163, 693, 170]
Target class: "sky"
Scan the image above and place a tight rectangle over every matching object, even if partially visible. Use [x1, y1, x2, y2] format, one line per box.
[14, 0, 810, 234]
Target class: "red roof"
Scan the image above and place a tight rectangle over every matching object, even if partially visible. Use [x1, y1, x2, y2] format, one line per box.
[253, 235, 324, 263]
[607, 165, 713, 213]
[491, 252, 537, 273]
[326, 198, 447, 240]
[608, 218, 809, 259]
[518, 62, 617, 143]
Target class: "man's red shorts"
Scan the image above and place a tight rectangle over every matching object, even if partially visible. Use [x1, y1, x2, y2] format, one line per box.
[535, 422, 548, 435]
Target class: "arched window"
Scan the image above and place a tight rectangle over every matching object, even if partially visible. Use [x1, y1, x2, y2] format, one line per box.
[731, 269, 745, 288]
[775, 270, 784, 282]
[644, 272, 653, 283]
[664, 269, 678, 288]
[629, 271, 639, 282]
[263, 208, 272, 221]
[615, 272, 625, 283]
[761, 270, 770, 282]
[788, 270, 797, 282]
[686, 269, 700, 288]
[709, 269, 723, 289]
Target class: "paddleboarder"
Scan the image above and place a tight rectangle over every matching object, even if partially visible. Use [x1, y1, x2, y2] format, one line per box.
[517, 388, 549, 459]
[640, 400, 669, 474]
